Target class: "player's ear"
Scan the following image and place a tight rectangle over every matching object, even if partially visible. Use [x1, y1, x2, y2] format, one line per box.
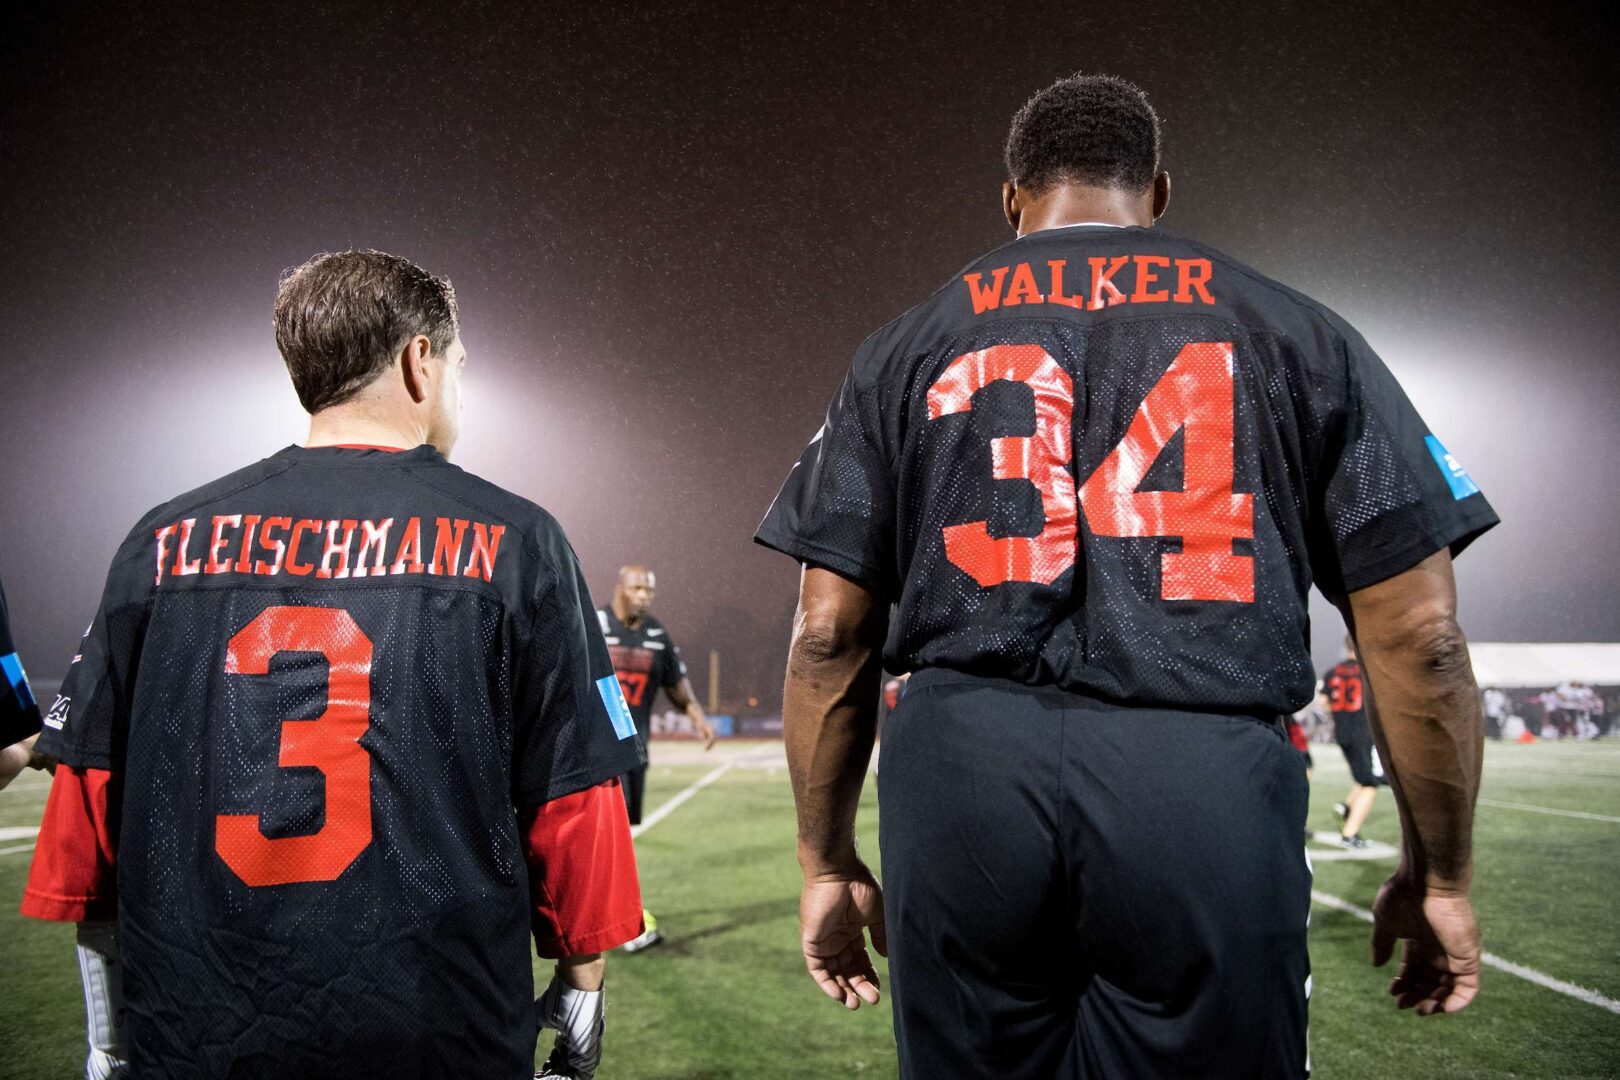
[1151, 172, 1171, 221]
[399, 335, 433, 405]
[1002, 181, 1021, 233]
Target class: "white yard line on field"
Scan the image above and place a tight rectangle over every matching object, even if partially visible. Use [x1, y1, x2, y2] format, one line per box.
[1307, 832, 1399, 861]
[1476, 798, 1620, 824]
[0, 825, 39, 856]
[629, 761, 735, 839]
[1310, 890, 1620, 1015]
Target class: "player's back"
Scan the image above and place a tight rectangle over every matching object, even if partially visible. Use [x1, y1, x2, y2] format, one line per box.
[1324, 658, 1369, 738]
[759, 224, 1497, 716]
[47, 444, 618, 1079]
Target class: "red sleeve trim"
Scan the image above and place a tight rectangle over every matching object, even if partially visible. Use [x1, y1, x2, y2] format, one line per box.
[1286, 719, 1309, 753]
[21, 766, 119, 923]
[522, 779, 643, 958]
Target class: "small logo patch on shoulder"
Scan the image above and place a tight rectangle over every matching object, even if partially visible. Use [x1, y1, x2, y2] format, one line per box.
[1425, 435, 1480, 500]
[43, 694, 71, 730]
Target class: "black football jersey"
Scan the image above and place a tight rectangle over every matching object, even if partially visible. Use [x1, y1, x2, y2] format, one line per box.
[0, 575, 41, 747]
[757, 225, 1499, 716]
[1323, 659, 1369, 741]
[36, 444, 643, 1079]
[597, 607, 687, 740]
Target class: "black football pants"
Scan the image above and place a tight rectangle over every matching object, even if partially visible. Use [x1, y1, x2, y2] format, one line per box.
[621, 763, 648, 825]
[877, 670, 1311, 1079]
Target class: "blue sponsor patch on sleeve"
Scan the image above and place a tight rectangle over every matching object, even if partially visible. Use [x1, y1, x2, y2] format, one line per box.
[1425, 435, 1480, 500]
[596, 675, 638, 741]
[0, 652, 35, 710]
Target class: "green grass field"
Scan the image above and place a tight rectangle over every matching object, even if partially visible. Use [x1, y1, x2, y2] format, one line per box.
[2, 739, 1617, 1079]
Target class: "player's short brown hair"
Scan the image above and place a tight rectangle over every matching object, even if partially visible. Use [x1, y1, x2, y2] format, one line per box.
[1005, 73, 1161, 195]
[273, 250, 459, 413]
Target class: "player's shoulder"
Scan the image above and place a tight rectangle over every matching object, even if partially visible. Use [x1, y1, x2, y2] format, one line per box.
[403, 456, 578, 563]
[1160, 231, 1374, 354]
[115, 453, 301, 564]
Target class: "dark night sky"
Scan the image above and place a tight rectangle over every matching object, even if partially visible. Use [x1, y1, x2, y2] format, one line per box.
[1, 1, 1615, 707]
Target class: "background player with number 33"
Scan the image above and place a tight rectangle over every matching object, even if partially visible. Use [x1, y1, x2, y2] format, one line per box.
[760, 74, 1498, 1078]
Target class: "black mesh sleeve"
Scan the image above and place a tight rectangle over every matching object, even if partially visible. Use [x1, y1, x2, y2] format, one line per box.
[34, 579, 147, 770]
[511, 533, 645, 806]
[0, 577, 41, 747]
[1311, 328, 1499, 595]
[754, 362, 896, 594]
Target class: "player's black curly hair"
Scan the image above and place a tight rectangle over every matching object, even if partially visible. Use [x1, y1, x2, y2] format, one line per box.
[1004, 74, 1161, 194]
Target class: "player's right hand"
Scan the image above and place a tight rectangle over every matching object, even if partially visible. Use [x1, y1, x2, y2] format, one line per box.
[800, 860, 886, 1010]
[1370, 875, 1482, 1016]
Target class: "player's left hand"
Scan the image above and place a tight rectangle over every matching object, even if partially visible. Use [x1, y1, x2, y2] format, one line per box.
[536, 975, 604, 1078]
[1371, 875, 1482, 1016]
[0, 733, 38, 791]
[695, 716, 717, 751]
[800, 860, 886, 1010]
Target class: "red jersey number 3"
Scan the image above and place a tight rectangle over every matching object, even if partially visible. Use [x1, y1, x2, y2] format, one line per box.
[216, 605, 375, 887]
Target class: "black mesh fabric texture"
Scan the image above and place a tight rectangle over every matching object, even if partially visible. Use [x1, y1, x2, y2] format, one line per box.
[758, 226, 1498, 716]
[36, 444, 643, 1079]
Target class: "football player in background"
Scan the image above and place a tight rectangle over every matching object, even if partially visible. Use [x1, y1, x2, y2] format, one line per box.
[23, 251, 643, 1079]
[1325, 637, 1385, 847]
[599, 564, 715, 952]
[761, 74, 1495, 1077]
[0, 574, 44, 791]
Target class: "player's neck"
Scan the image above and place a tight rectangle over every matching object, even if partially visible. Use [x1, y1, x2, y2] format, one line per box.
[304, 402, 423, 452]
[612, 598, 643, 629]
[1014, 185, 1153, 236]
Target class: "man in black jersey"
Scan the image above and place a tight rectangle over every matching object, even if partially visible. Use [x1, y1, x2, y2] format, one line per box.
[0, 575, 44, 790]
[760, 75, 1495, 1078]
[598, 564, 715, 952]
[24, 251, 645, 1079]
[1324, 637, 1384, 846]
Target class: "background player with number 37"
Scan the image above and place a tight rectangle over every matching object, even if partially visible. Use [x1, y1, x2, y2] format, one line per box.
[598, 564, 716, 953]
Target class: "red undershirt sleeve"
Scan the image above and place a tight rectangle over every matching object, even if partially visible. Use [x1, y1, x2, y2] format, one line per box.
[521, 778, 643, 958]
[22, 766, 119, 923]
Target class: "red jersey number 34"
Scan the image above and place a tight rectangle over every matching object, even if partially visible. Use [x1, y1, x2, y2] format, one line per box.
[927, 340, 1254, 603]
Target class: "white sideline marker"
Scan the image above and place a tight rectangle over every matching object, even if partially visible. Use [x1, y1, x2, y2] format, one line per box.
[0, 825, 39, 857]
[1310, 889, 1620, 1015]
[1476, 798, 1620, 825]
[630, 761, 735, 840]
[1307, 832, 1399, 861]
